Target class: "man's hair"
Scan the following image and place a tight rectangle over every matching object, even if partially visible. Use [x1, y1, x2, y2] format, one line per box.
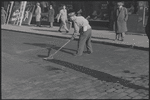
[117, 1, 124, 4]
[61, 4, 66, 7]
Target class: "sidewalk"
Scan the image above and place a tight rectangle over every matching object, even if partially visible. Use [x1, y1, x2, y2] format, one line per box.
[1, 24, 149, 50]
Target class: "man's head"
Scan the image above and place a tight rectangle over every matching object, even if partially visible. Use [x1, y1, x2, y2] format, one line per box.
[68, 12, 76, 21]
[50, 5, 53, 9]
[36, 2, 40, 6]
[117, 1, 124, 7]
[1, 7, 4, 10]
[62, 5, 66, 9]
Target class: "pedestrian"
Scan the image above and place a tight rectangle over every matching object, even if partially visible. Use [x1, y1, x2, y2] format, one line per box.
[57, 5, 69, 33]
[1, 7, 7, 25]
[68, 12, 93, 57]
[35, 2, 41, 27]
[48, 5, 55, 28]
[114, 1, 128, 41]
[145, 1, 150, 40]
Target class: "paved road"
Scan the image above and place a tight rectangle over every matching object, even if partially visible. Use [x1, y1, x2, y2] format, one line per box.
[2, 30, 149, 99]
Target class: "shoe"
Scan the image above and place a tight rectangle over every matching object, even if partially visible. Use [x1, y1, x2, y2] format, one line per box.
[121, 39, 124, 41]
[66, 31, 69, 33]
[58, 30, 62, 32]
[114, 39, 118, 41]
[88, 51, 93, 54]
[73, 53, 82, 57]
[120, 38, 124, 41]
[85, 51, 93, 55]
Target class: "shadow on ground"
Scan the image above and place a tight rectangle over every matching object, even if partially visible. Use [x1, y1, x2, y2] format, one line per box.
[24, 43, 76, 56]
[23, 42, 149, 90]
[43, 58, 148, 91]
[92, 40, 149, 51]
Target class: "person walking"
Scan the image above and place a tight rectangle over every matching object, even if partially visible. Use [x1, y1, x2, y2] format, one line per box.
[68, 12, 93, 57]
[35, 2, 41, 27]
[1, 7, 7, 25]
[57, 5, 69, 33]
[114, 1, 128, 41]
[48, 5, 55, 28]
[145, 1, 150, 40]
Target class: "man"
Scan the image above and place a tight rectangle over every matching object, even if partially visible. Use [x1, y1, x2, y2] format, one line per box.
[68, 12, 93, 57]
[35, 2, 41, 27]
[145, 1, 149, 40]
[114, 1, 128, 41]
[57, 5, 69, 33]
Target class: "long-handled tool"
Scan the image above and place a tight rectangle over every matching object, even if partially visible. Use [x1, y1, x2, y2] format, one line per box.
[43, 38, 73, 60]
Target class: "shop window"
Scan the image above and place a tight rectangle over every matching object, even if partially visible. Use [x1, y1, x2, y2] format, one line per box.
[124, 1, 138, 14]
[87, 1, 109, 21]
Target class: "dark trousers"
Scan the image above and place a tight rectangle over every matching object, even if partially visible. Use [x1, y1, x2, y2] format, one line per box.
[36, 21, 41, 26]
[77, 28, 93, 55]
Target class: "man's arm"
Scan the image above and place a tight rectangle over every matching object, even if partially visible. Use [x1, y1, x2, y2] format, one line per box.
[57, 10, 61, 22]
[124, 7, 128, 21]
[66, 10, 68, 21]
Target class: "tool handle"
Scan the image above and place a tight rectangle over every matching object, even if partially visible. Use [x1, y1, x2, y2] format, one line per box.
[51, 39, 71, 56]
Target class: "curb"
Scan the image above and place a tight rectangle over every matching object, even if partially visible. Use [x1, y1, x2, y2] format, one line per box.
[2, 29, 149, 51]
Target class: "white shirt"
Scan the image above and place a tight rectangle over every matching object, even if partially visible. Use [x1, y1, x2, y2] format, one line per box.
[73, 16, 91, 33]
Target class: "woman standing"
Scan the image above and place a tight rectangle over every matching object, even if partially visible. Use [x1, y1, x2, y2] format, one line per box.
[48, 5, 55, 28]
[35, 2, 41, 27]
[114, 1, 128, 41]
[1, 7, 7, 25]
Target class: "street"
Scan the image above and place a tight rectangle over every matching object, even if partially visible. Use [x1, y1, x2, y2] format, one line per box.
[2, 30, 149, 99]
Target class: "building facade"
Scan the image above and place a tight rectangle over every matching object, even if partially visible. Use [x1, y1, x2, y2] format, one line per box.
[2, 1, 149, 33]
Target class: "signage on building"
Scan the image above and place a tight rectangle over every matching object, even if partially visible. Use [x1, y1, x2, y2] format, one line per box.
[8, 1, 27, 25]
[22, 3, 35, 25]
[101, 3, 107, 9]
[17, 1, 27, 26]
[138, 1, 148, 7]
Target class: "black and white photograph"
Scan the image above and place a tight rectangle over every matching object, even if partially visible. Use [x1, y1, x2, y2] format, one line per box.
[1, 0, 149, 99]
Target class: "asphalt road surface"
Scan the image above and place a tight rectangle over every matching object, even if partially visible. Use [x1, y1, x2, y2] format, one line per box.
[2, 30, 149, 99]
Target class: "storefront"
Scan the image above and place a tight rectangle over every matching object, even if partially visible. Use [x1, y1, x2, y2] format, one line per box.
[83, 1, 110, 28]
[80, 0, 149, 33]
[3, 1, 149, 33]
[4, 1, 35, 26]
[126, 1, 149, 33]
[31, 1, 74, 25]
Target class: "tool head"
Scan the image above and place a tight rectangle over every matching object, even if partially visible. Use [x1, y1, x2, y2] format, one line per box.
[48, 56, 54, 59]
[43, 56, 53, 60]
